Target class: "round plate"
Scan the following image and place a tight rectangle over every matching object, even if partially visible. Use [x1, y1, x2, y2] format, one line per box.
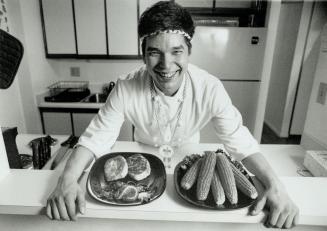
[174, 161, 257, 210]
[87, 152, 166, 206]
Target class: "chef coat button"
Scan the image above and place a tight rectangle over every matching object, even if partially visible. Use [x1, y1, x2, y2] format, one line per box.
[154, 143, 159, 147]
[178, 138, 182, 142]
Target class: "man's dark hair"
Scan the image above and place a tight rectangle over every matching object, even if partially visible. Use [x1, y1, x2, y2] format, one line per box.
[138, 1, 195, 57]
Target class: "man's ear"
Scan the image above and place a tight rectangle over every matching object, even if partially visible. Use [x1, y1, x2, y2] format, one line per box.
[188, 45, 192, 56]
[141, 40, 146, 63]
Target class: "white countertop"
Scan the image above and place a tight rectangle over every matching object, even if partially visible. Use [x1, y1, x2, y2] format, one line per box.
[0, 136, 326, 226]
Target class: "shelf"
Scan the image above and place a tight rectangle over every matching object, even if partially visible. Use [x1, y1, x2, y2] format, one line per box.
[186, 1, 267, 27]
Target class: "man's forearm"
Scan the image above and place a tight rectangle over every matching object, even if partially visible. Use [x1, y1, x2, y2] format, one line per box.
[241, 153, 281, 190]
[61, 146, 95, 182]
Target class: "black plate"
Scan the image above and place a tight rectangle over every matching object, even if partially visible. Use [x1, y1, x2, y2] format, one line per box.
[174, 161, 257, 210]
[87, 152, 166, 206]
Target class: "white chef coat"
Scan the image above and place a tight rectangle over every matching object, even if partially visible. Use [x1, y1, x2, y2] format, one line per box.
[78, 64, 260, 161]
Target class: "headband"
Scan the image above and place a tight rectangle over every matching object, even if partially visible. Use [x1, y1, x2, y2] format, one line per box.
[140, 29, 192, 42]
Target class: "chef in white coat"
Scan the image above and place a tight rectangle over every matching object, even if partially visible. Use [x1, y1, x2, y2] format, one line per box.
[46, 1, 299, 228]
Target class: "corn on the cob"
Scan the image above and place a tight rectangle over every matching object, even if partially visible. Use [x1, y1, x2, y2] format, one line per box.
[211, 169, 225, 205]
[216, 153, 238, 204]
[196, 151, 216, 200]
[180, 158, 202, 190]
[230, 163, 258, 199]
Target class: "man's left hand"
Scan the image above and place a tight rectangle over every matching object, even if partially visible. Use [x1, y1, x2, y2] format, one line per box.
[250, 184, 299, 229]
[242, 153, 299, 229]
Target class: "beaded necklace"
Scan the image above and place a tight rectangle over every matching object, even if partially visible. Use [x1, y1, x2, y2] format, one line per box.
[149, 73, 187, 168]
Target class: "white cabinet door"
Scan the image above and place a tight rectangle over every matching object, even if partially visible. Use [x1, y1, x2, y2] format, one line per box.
[43, 112, 73, 135]
[200, 81, 259, 143]
[117, 121, 133, 141]
[139, 0, 168, 16]
[174, 0, 213, 8]
[106, 0, 138, 55]
[72, 113, 96, 136]
[74, 0, 107, 55]
[175, 1, 251, 8]
[72, 113, 133, 141]
[41, 0, 76, 54]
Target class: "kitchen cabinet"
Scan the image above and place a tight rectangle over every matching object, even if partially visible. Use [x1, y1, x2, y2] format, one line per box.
[72, 113, 96, 136]
[40, 109, 133, 141]
[41, 0, 76, 55]
[42, 112, 73, 135]
[175, 0, 253, 8]
[175, 0, 213, 8]
[139, 0, 167, 15]
[106, 0, 138, 55]
[40, 0, 140, 58]
[176, 0, 267, 27]
[74, 0, 107, 55]
[72, 112, 133, 141]
[118, 120, 134, 141]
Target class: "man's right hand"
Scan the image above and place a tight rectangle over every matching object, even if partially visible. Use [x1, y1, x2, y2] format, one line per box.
[46, 175, 85, 221]
[46, 145, 95, 221]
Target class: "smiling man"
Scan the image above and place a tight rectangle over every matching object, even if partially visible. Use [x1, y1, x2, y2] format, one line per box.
[145, 34, 187, 96]
[46, 1, 299, 229]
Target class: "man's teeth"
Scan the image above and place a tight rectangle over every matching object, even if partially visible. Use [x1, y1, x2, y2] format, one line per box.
[158, 72, 176, 78]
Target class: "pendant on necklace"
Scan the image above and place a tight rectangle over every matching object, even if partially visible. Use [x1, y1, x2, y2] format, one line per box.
[159, 144, 174, 157]
[159, 144, 174, 169]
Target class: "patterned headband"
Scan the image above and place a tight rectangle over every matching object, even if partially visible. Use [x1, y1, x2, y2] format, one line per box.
[140, 29, 192, 42]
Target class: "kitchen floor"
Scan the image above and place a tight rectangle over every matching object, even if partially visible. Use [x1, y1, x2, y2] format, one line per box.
[260, 123, 301, 144]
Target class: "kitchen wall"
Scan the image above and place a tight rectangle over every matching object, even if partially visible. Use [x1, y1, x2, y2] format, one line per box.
[0, 0, 26, 132]
[264, 1, 327, 139]
[0, 0, 26, 176]
[1, 0, 58, 134]
[0, 80, 25, 131]
[51, 60, 143, 83]
[301, 19, 327, 150]
[264, 1, 303, 137]
[291, 1, 327, 135]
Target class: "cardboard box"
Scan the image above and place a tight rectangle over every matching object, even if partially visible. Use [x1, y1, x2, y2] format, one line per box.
[303, 150, 327, 177]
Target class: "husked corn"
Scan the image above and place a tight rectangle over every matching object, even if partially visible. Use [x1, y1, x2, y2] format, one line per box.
[216, 153, 238, 204]
[211, 169, 225, 205]
[230, 163, 258, 199]
[196, 151, 216, 200]
[181, 158, 202, 190]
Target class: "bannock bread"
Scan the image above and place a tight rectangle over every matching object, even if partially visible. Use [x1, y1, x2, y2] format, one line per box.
[104, 155, 128, 181]
[127, 154, 151, 181]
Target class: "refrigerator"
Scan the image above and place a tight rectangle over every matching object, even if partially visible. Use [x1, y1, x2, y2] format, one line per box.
[189, 26, 267, 141]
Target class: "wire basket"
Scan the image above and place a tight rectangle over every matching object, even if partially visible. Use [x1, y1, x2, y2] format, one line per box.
[48, 81, 89, 95]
